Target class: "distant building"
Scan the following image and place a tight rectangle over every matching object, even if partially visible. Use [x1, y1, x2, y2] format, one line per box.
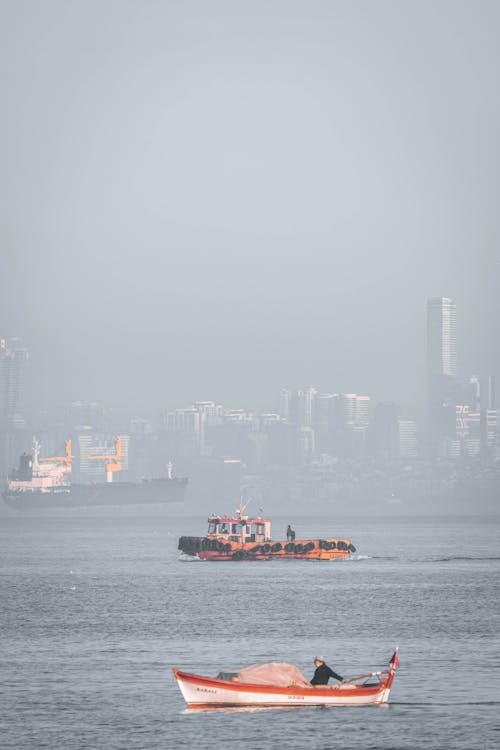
[194, 401, 224, 426]
[372, 402, 400, 459]
[279, 388, 292, 420]
[398, 419, 418, 458]
[488, 375, 496, 409]
[0, 337, 29, 429]
[129, 417, 153, 435]
[427, 297, 457, 424]
[298, 426, 315, 465]
[77, 433, 129, 482]
[163, 406, 205, 456]
[334, 394, 370, 457]
[450, 404, 496, 458]
[313, 393, 337, 454]
[287, 387, 317, 428]
[61, 401, 109, 433]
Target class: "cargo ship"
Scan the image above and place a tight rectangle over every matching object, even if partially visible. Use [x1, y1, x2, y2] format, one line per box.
[2, 439, 188, 510]
[178, 505, 356, 560]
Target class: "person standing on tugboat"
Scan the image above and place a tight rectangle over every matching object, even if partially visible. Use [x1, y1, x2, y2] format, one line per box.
[286, 524, 296, 541]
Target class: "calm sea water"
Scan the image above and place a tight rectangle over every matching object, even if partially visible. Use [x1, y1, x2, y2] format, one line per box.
[1, 509, 499, 750]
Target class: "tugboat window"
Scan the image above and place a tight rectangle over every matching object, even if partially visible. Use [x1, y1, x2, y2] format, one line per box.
[208, 522, 217, 533]
[219, 523, 229, 533]
[256, 524, 264, 535]
[232, 524, 243, 534]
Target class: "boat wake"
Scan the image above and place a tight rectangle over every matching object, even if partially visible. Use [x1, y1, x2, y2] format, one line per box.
[178, 553, 205, 562]
[432, 556, 500, 563]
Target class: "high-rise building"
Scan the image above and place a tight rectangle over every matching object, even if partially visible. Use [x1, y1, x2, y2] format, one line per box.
[427, 297, 458, 436]
[334, 393, 371, 457]
[337, 394, 370, 428]
[398, 419, 418, 458]
[279, 388, 291, 420]
[287, 387, 317, 428]
[488, 376, 496, 409]
[0, 337, 29, 428]
[427, 297, 457, 382]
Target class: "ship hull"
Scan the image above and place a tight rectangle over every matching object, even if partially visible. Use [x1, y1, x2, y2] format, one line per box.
[2, 478, 188, 510]
[178, 536, 354, 561]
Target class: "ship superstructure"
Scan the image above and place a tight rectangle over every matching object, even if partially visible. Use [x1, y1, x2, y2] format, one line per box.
[6, 439, 73, 496]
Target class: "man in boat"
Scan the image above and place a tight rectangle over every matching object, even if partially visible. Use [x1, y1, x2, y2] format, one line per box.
[310, 656, 344, 685]
[286, 524, 293, 541]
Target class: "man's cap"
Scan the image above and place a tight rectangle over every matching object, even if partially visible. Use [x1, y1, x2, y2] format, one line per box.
[314, 656, 325, 663]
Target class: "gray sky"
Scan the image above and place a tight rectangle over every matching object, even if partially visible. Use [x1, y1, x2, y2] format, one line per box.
[1, 0, 499, 418]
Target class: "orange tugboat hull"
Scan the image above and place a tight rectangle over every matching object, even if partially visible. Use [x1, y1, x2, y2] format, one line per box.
[179, 537, 354, 560]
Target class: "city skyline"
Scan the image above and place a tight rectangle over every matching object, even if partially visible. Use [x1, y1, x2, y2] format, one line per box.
[2, 294, 497, 490]
[2, 293, 496, 422]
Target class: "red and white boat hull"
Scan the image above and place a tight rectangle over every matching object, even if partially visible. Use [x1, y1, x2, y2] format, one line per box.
[173, 667, 396, 708]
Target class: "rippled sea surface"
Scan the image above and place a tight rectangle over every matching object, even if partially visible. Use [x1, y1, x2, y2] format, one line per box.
[1, 509, 499, 750]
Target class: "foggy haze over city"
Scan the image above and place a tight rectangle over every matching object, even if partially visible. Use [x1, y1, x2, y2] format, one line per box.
[2, 1, 499, 418]
[2, 5, 500, 750]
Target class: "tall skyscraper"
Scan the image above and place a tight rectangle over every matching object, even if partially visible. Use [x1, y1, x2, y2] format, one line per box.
[0, 337, 29, 428]
[427, 297, 457, 435]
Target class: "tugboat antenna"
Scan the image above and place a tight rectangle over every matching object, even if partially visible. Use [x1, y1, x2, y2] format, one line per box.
[235, 497, 251, 519]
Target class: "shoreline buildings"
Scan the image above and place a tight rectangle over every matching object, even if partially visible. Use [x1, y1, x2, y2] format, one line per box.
[1, 296, 498, 508]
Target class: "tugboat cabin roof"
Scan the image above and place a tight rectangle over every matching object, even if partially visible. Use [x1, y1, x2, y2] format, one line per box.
[208, 516, 270, 524]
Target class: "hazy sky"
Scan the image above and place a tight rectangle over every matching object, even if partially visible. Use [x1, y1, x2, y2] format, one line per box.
[1, 0, 499, 419]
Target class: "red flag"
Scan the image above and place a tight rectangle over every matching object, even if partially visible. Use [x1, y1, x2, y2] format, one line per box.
[390, 649, 400, 668]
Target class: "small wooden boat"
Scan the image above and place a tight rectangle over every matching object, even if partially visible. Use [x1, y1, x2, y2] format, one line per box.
[178, 505, 356, 561]
[174, 652, 399, 708]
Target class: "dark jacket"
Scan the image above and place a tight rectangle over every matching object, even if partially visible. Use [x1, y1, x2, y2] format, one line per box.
[310, 663, 343, 685]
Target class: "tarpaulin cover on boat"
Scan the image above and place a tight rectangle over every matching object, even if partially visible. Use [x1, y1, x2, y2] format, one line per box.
[236, 662, 311, 687]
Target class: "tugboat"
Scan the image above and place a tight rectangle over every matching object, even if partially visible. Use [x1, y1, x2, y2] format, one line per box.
[178, 505, 356, 561]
